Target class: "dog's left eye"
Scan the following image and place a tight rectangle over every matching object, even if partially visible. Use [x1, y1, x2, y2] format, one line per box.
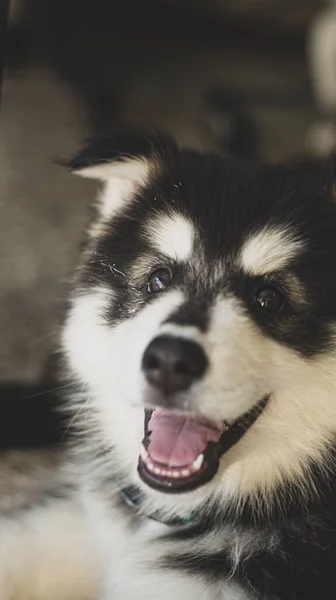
[253, 285, 284, 313]
[147, 268, 172, 293]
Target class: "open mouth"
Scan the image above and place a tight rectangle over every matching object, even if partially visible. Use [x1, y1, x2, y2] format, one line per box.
[138, 396, 269, 493]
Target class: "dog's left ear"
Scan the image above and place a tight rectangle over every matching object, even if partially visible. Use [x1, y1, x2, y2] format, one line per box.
[67, 126, 178, 218]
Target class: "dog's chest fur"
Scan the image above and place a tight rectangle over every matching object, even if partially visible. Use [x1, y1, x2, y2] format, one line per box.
[85, 490, 260, 600]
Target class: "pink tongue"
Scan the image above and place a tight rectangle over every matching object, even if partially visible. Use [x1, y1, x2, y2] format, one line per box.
[147, 408, 225, 468]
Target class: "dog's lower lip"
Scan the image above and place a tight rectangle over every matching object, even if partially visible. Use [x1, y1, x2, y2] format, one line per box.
[138, 396, 270, 494]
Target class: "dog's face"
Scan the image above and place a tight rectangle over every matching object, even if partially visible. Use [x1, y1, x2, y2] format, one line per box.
[63, 129, 336, 508]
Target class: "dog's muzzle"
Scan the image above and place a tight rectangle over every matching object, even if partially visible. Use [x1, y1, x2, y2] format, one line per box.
[137, 334, 269, 494]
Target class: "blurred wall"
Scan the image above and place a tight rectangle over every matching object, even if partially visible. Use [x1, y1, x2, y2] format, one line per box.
[0, 0, 323, 382]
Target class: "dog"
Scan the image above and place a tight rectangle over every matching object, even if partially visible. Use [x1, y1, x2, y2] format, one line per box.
[59, 126, 336, 600]
[2, 127, 336, 599]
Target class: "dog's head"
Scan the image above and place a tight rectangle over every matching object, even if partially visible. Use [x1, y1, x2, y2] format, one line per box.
[63, 127, 336, 511]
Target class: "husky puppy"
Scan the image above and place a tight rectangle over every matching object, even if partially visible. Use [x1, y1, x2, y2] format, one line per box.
[6, 127, 336, 600]
[61, 127, 336, 600]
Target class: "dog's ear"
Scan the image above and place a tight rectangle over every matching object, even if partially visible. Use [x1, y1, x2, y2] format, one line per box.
[67, 126, 178, 218]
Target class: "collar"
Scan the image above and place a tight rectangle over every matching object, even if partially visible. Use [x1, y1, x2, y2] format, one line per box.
[120, 486, 201, 528]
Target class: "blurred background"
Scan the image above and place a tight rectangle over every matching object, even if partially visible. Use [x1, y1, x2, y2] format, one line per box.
[1, 0, 336, 385]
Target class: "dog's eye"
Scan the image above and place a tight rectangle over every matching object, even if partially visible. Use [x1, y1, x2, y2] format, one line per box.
[147, 268, 172, 293]
[253, 286, 284, 313]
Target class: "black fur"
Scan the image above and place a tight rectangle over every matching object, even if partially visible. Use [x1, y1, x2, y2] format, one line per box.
[67, 125, 178, 171]
[71, 131, 336, 357]
[162, 449, 336, 598]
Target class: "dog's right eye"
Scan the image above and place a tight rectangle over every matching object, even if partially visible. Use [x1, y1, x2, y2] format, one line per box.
[147, 268, 172, 293]
[253, 285, 284, 313]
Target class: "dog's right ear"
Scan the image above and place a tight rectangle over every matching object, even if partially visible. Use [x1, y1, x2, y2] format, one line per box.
[67, 126, 178, 219]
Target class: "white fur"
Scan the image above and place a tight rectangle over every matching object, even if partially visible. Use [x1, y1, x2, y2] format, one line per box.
[75, 158, 149, 185]
[0, 498, 101, 600]
[75, 158, 150, 220]
[240, 226, 304, 275]
[81, 488, 255, 600]
[210, 312, 336, 500]
[145, 213, 194, 261]
[159, 322, 204, 344]
[63, 287, 186, 475]
[190, 296, 269, 422]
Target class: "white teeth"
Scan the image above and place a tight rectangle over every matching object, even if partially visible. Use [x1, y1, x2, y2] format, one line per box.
[192, 454, 204, 472]
[140, 445, 148, 461]
[141, 451, 204, 479]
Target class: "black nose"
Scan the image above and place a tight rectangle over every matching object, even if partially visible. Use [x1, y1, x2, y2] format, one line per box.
[142, 335, 208, 394]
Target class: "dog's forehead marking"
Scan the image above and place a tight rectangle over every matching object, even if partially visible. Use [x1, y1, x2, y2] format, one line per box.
[145, 212, 195, 261]
[239, 226, 304, 275]
[158, 323, 204, 344]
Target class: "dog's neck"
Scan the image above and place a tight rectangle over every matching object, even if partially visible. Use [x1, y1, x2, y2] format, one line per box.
[120, 485, 202, 528]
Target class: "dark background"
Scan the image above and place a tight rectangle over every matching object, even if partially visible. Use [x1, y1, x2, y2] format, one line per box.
[0, 0, 329, 382]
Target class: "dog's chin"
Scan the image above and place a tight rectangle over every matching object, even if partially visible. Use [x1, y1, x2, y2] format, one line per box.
[137, 396, 269, 494]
